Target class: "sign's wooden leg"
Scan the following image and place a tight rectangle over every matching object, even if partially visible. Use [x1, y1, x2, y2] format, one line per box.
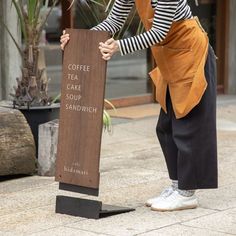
[59, 182, 99, 197]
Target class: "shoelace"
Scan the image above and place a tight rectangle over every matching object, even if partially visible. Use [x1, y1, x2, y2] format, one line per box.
[165, 191, 179, 201]
[159, 187, 173, 197]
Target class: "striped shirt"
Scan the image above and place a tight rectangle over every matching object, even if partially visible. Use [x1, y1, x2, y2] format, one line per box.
[92, 0, 192, 55]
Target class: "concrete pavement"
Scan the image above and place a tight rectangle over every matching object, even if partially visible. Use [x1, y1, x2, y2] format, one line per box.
[0, 95, 236, 236]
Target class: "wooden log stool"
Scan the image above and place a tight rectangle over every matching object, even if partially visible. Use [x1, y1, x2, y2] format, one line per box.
[0, 107, 36, 176]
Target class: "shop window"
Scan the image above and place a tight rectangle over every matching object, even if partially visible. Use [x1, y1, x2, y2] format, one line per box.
[73, 0, 152, 99]
[188, 0, 217, 50]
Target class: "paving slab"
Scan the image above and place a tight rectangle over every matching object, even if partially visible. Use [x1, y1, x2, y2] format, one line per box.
[137, 224, 233, 236]
[0, 176, 54, 194]
[0, 96, 236, 235]
[217, 103, 236, 124]
[100, 146, 165, 173]
[0, 232, 18, 236]
[0, 205, 81, 235]
[100, 167, 166, 191]
[197, 183, 236, 211]
[30, 227, 112, 236]
[217, 162, 236, 187]
[101, 125, 146, 146]
[101, 136, 159, 158]
[0, 183, 58, 216]
[182, 207, 236, 235]
[66, 206, 216, 236]
[114, 117, 159, 138]
[217, 119, 236, 131]
[99, 179, 172, 207]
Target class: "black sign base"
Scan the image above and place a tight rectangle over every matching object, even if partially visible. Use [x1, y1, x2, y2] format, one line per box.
[55, 195, 135, 219]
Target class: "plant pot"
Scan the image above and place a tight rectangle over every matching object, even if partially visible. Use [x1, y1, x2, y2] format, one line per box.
[20, 104, 60, 155]
[0, 101, 60, 158]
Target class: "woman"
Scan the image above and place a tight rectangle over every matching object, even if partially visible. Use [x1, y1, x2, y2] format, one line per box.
[60, 0, 218, 212]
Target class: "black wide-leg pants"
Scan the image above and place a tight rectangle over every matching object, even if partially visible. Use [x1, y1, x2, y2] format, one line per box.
[156, 46, 218, 190]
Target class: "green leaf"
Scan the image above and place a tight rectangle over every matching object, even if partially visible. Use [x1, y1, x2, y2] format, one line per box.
[51, 93, 61, 104]
[105, 0, 113, 12]
[11, 0, 27, 41]
[103, 109, 113, 134]
[104, 99, 116, 111]
[90, 0, 105, 8]
[27, 0, 38, 24]
[34, 0, 43, 29]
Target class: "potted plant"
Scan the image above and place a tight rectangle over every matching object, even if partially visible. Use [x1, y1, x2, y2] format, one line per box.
[0, 0, 60, 154]
[1, 0, 116, 150]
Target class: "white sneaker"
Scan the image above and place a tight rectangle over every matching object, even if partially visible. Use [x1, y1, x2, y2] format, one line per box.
[151, 190, 198, 212]
[145, 187, 174, 207]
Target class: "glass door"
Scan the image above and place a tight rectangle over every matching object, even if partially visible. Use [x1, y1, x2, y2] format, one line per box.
[188, 0, 216, 50]
[188, 0, 227, 92]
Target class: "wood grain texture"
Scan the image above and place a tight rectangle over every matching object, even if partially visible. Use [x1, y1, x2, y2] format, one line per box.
[55, 29, 109, 189]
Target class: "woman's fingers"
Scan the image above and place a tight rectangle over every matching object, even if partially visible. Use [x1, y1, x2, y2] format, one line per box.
[99, 46, 113, 56]
[60, 38, 69, 50]
[100, 49, 112, 56]
[60, 42, 66, 50]
[60, 36, 70, 44]
[99, 42, 115, 50]
[105, 38, 115, 45]
[101, 51, 113, 61]
[61, 34, 70, 40]
[60, 34, 70, 42]
[103, 56, 111, 61]
[102, 54, 111, 61]
[98, 39, 119, 61]
[99, 47, 112, 59]
[99, 46, 112, 54]
[60, 31, 70, 50]
[60, 40, 68, 50]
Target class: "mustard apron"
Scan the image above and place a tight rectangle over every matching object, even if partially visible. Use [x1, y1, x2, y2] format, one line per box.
[135, 0, 218, 189]
[135, 0, 209, 119]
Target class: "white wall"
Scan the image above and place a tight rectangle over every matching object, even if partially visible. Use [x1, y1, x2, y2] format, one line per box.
[0, 0, 21, 100]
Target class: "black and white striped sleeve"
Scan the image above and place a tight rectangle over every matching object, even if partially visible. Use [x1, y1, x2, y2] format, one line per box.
[119, 0, 179, 55]
[92, 0, 135, 34]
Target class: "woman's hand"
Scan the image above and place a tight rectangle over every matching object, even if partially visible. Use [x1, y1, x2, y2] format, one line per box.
[99, 38, 120, 61]
[60, 30, 70, 50]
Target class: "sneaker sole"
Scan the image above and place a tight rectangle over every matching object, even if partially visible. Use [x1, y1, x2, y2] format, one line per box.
[151, 204, 198, 212]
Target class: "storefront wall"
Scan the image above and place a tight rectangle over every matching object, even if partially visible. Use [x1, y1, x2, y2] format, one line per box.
[227, 0, 236, 94]
[72, 1, 152, 104]
[0, 1, 21, 100]
[1, 1, 235, 104]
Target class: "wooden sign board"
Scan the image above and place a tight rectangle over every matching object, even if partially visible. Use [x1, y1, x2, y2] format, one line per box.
[55, 29, 109, 191]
